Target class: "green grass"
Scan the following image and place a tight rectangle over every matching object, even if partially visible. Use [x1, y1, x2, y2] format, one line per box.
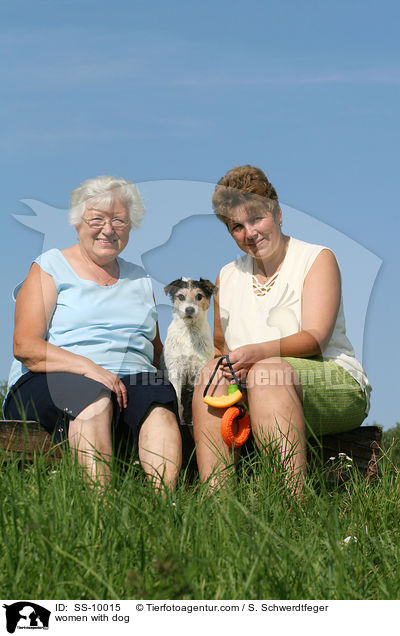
[1, 440, 400, 600]
[0, 380, 7, 418]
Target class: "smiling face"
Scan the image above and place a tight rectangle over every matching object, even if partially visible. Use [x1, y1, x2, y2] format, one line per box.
[225, 202, 283, 263]
[77, 195, 131, 265]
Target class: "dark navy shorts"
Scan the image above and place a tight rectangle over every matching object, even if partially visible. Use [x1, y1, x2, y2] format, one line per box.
[3, 371, 181, 451]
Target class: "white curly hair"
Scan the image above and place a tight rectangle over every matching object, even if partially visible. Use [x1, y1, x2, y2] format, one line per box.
[69, 175, 145, 229]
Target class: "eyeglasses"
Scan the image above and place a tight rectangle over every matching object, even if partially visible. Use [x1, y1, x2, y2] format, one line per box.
[82, 217, 130, 231]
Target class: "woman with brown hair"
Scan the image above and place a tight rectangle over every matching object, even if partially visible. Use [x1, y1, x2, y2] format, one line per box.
[192, 165, 371, 490]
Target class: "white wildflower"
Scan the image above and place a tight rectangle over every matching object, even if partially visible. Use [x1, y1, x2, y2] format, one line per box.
[343, 535, 358, 544]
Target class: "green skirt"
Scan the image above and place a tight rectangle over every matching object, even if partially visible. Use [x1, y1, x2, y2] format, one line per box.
[283, 356, 368, 437]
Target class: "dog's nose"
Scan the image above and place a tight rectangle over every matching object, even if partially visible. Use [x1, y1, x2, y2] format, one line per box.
[185, 306, 195, 316]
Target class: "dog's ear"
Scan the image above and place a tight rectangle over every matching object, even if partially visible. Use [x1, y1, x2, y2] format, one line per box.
[199, 278, 218, 298]
[164, 278, 184, 298]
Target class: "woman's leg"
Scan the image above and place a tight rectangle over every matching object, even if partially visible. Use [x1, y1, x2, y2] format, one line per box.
[246, 358, 306, 492]
[138, 405, 182, 492]
[68, 390, 113, 488]
[192, 360, 241, 488]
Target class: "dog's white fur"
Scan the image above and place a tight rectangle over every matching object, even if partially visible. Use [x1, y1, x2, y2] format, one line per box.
[163, 278, 216, 426]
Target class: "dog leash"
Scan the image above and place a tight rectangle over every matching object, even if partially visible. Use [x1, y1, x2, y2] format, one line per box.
[203, 355, 243, 400]
[203, 356, 251, 448]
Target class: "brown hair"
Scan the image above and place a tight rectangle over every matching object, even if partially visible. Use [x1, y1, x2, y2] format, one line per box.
[212, 164, 279, 222]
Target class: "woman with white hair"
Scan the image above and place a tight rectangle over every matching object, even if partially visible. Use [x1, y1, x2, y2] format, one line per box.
[3, 176, 182, 490]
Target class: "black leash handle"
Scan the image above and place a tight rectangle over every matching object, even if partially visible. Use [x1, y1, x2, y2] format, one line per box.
[235, 404, 247, 420]
[203, 355, 243, 399]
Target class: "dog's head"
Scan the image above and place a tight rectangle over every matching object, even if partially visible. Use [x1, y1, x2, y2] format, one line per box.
[164, 277, 217, 321]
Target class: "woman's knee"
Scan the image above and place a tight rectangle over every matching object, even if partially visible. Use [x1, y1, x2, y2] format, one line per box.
[143, 404, 178, 423]
[75, 390, 112, 421]
[68, 392, 113, 455]
[247, 358, 302, 395]
[139, 406, 182, 468]
[141, 405, 181, 441]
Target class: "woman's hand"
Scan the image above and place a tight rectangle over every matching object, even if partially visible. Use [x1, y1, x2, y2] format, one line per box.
[83, 362, 128, 410]
[220, 344, 265, 383]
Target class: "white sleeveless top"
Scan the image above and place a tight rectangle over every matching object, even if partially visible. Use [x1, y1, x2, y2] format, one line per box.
[219, 237, 371, 411]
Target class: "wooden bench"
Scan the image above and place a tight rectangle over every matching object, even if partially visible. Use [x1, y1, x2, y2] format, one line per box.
[0, 420, 65, 462]
[307, 425, 382, 481]
[0, 420, 382, 479]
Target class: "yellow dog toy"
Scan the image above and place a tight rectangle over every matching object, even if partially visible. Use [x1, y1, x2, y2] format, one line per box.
[203, 356, 251, 448]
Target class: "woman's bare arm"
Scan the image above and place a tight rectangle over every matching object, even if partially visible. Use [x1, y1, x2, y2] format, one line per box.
[213, 274, 229, 359]
[13, 263, 128, 407]
[14, 263, 92, 374]
[300, 248, 341, 352]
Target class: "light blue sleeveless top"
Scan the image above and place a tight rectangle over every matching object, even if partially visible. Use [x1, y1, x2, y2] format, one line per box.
[7, 249, 157, 390]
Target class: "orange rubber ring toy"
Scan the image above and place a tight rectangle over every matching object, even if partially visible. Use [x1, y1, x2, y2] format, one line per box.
[221, 405, 251, 448]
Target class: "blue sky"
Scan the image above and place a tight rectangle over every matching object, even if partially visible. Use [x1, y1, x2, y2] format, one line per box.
[1, 0, 398, 429]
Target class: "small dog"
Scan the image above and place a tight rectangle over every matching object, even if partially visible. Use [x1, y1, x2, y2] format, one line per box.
[163, 277, 217, 427]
